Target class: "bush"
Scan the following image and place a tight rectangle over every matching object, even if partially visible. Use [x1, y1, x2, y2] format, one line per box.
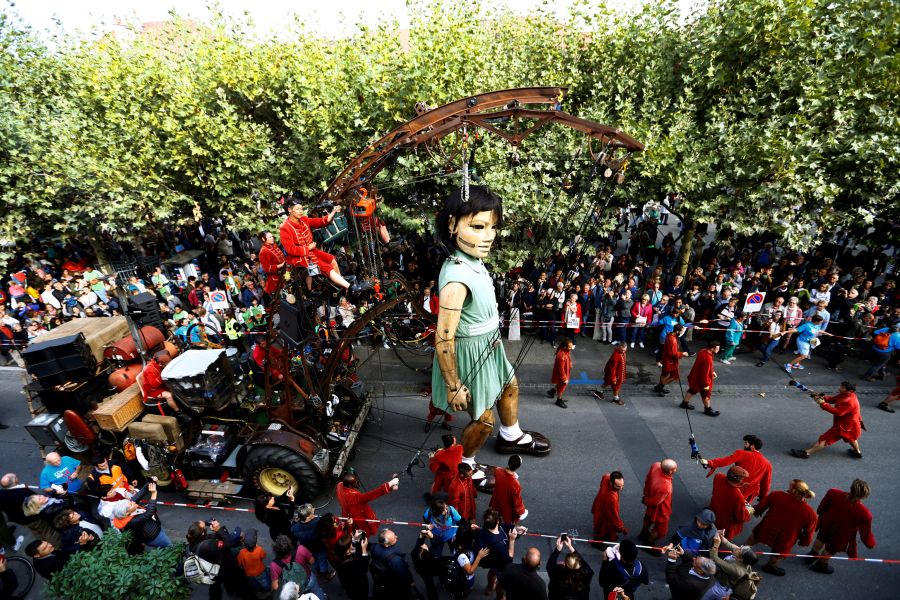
[46, 531, 191, 600]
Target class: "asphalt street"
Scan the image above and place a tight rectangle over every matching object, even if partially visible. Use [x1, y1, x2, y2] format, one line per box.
[1, 334, 898, 599]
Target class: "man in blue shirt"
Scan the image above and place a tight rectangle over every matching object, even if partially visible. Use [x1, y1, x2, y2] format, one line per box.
[863, 324, 900, 381]
[39, 452, 82, 493]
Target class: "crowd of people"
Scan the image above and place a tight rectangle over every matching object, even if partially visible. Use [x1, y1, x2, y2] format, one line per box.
[0, 198, 898, 599]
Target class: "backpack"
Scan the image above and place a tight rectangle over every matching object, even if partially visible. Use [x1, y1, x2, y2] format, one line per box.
[275, 553, 309, 591]
[874, 331, 891, 350]
[731, 569, 760, 600]
[183, 553, 220, 585]
[369, 555, 389, 599]
[439, 551, 471, 598]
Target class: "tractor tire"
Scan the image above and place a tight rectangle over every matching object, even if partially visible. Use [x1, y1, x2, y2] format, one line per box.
[243, 445, 323, 502]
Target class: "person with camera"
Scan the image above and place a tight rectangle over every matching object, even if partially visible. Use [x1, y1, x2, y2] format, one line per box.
[333, 529, 371, 600]
[704, 533, 759, 600]
[185, 518, 241, 600]
[598, 540, 648, 600]
[546, 533, 593, 600]
[663, 544, 716, 600]
[474, 508, 521, 597]
[291, 503, 336, 583]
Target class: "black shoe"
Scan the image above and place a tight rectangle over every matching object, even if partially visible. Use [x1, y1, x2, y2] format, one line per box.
[591, 390, 605, 401]
[0, 423, 8, 430]
[847, 448, 863, 459]
[423, 422, 432, 433]
[556, 398, 568, 409]
[790, 448, 809, 459]
[545, 388, 556, 399]
[679, 401, 695, 410]
[878, 402, 896, 413]
[703, 407, 720, 417]
[811, 562, 834, 574]
[349, 280, 374, 295]
[762, 564, 786, 576]
[495, 431, 552, 456]
[756, 361, 765, 367]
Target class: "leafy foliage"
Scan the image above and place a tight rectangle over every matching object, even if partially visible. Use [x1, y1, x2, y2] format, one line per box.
[1, 0, 897, 266]
[46, 531, 190, 600]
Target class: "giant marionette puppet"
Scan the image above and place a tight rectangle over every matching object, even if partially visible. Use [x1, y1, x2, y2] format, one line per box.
[431, 185, 551, 479]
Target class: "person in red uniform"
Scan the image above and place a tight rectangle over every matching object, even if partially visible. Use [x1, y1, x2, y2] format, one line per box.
[335, 471, 399, 537]
[591, 471, 626, 548]
[429, 434, 463, 494]
[654, 325, 687, 396]
[700, 434, 772, 502]
[808, 479, 876, 574]
[593, 344, 627, 405]
[639, 459, 677, 548]
[682, 339, 720, 416]
[257, 231, 285, 298]
[708, 466, 752, 540]
[489, 454, 528, 524]
[746, 479, 818, 576]
[279, 196, 356, 291]
[790, 381, 864, 459]
[251, 337, 285, 383]
[139, 352, 180, 414]
[547, 338, 574, 408]
[876, 374, 900, 413]
[446, 463, 477, 521]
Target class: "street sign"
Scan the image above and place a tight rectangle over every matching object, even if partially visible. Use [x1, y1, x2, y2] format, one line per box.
[743, 291, 766, 313]
[209, 290, 230, 311]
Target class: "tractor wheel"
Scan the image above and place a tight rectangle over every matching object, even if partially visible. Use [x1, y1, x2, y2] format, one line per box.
[243, 445, 323, 501]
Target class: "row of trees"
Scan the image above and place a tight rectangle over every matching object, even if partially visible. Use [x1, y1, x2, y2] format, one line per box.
[1, 0, 897, 269]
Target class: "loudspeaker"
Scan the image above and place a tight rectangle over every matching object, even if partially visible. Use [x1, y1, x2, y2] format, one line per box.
[127, 292, 166, 337]
[23, 333, 97, 385]
[278, 301, 302, 347]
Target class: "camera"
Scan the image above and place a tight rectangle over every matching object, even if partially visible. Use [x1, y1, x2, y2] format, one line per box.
[560, 533, 569, 542]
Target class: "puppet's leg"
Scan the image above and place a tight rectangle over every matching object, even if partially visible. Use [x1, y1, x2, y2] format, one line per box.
[495, 377, 551, 456]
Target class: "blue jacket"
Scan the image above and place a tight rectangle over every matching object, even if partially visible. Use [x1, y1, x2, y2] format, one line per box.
[724, 319, 745, 346]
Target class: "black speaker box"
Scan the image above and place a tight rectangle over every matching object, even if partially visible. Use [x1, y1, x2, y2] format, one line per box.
[23, 333, 97, 385]
[127, 292, 166, 336]
[278, 301, 302, 347]
[26, 376, 109, 414]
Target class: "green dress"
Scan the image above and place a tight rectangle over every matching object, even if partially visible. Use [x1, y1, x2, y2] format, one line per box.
[431, 251, 515, 418]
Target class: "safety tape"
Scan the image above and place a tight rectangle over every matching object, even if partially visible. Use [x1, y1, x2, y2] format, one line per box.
[140, 500, 899, 564]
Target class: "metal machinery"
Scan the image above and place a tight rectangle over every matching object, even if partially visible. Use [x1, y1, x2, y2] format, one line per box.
[22, 87, 643, 503]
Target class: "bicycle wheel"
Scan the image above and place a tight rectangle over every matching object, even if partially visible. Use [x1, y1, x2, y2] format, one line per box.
[3, 555, 36, 599]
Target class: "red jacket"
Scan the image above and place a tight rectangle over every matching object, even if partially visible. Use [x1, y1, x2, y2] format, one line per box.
[751, 490, 818, 555]
[551, 348, 572, 385]
[446, 474, 477, 522]
[687, 348, 716, 392]
[591, 473, 625, 540]
[709, 473, 751, 540]
[816, 488, 876, 557]
[661, 333, 682, 373]
[259, 242, 286, 294]
[631, 301, 653, 322]
[819, 392, 862, 442]
[336, 481, 391, 536]
[705, 449, 772, 502]
[140, 360, 166, 400]
[642, 462, 673, 524]
[603, 349, 627, 390]
[429, 445, 463, 494]
[489, 469, 526, 524]
[279, 216, 330, 267]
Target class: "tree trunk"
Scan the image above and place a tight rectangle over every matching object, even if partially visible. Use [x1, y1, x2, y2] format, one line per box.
[675, 218, 696, 279]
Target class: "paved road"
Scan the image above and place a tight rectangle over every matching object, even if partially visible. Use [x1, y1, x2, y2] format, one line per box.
[2, 334, 898, 599]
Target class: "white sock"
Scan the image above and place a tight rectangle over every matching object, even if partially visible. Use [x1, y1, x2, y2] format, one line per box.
[499, 422, 532, 445]
[462, 456, 485, 480]
[461, 456, 476, 468]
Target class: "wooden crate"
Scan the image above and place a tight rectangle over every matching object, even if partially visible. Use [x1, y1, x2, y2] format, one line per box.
[35, 317, 129, 365]
[91, 383, 144, 431]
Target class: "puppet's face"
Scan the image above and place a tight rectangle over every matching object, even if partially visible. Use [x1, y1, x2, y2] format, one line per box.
[449, 211, 498, 260]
